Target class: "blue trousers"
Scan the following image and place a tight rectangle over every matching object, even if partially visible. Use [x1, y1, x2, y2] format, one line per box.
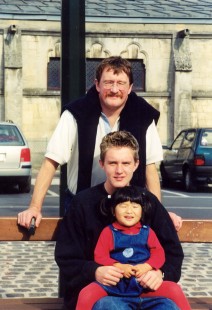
[93, 296, 179, 310]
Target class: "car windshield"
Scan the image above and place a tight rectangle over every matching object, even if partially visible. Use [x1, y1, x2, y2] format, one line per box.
[0, 125, 25, 146]
[200, 129, 212, 147]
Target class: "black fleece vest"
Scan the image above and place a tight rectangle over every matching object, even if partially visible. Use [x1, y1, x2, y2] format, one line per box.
[64, 86, 160, 193]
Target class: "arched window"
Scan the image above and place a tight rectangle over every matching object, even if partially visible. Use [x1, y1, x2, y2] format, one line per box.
[47, 57, 60, 90]
[47, 58, 145, 92]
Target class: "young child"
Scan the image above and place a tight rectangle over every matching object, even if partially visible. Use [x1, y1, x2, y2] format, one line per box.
[76, 186, 191, 310]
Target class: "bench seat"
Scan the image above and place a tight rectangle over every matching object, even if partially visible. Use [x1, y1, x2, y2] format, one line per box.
[188, 297, 212, 309]
[1, 297, 212, 309]
[0, 218, 211, 309]
[0, 298, 63, 309]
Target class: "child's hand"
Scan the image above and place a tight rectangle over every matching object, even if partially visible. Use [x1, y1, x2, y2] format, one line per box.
[133, 263, 152, 278]
[114, 263, 135, 278]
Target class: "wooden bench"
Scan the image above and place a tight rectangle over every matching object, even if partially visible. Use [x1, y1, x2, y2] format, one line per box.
[0, 217, 211, 310]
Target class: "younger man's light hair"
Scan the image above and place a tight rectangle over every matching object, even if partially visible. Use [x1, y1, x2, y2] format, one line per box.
[100, 131, 139, 162]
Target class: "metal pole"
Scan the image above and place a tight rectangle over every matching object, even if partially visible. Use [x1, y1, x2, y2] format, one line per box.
[59, 0, 85, 299]
[60, 0, 85, 217]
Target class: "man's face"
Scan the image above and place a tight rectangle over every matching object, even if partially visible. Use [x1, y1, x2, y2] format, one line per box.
[95, 68, 133, 115]
[99, 146, 139, 194]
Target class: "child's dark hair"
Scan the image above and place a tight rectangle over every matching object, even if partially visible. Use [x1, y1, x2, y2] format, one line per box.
[101, 186, 151, 223]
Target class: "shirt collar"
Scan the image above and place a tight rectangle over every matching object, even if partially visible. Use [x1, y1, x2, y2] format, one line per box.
[112, 221, 142, 234]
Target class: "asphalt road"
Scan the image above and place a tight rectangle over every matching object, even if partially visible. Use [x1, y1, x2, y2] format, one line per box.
[162, 186, 212, 219]
[0, 177, 211, 219]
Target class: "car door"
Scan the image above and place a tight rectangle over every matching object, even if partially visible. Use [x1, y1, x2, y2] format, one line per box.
[177, 129, 196, 177]
[163, 130, 185, 179]
[198, 129, 212, 166]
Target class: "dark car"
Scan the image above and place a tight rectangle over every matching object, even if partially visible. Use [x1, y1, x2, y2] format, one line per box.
[0, 121, 32, 193]
[160, 128, 212, 191]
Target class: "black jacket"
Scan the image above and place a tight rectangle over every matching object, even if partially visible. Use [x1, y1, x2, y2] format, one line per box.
[55, 184, 184, 309]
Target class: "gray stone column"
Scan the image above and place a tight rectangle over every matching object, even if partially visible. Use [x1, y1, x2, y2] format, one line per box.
[173, 29, 192, 136]
[4, 25, 23, 127]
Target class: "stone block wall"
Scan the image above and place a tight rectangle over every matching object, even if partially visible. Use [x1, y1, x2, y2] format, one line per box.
[0, 20, 212, 166]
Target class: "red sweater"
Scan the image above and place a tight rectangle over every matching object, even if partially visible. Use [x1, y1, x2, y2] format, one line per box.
[94, 221, 165, 270]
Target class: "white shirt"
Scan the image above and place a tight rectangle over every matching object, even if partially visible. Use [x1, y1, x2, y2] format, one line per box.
[45, 110, 163, 194]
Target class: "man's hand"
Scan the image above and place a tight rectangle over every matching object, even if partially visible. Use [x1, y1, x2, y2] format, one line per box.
[133, 263, 152, 278]
[17, 158, 58, 229]
[137, 269, 163, 291]
[17, 207, 42, 229]
[95, 266, 124, 286]
[114, 262, 135, 278]
[169, 212, 182, 231]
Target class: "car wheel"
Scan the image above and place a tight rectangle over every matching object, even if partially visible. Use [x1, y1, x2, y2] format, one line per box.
[19, 177, 31, 193]
[184, 169, 196, 192]
[160, 163, 169, 187]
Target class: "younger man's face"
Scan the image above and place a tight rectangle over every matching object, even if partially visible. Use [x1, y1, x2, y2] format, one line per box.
[99, 146, 139, 194]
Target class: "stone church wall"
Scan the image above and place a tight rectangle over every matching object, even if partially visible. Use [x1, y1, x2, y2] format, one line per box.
[0, 20, 212, 166]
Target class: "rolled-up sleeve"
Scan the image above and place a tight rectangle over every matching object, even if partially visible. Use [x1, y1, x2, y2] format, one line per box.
[146, 120, 163, 165]
[45, 110, 77, 165]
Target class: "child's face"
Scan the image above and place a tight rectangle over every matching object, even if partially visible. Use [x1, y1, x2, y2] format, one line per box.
[114, 200, 142, 227]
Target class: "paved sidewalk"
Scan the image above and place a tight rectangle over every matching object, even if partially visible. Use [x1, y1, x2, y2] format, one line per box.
[0, 241, 58, 298]
[179, 243, 212, 298]
[0, 242, 211, 300]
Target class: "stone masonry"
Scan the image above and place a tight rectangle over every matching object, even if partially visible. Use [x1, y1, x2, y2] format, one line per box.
[0, 242, 211, 300]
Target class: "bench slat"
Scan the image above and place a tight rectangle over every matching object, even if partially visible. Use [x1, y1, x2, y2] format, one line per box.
[178, 219, 212, 242]
[188, 297, 212, 309]
[0, 217, 61, 241]
[0, 298, 63, 309]
[0, 297, 211, 310]
[0, 217, 211, 242]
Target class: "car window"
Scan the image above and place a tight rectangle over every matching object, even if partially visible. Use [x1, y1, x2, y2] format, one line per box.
[181, 130, 196, 148]
[0, 125, 24, 146]
[171, 131, 185, 149]
[200, 129, 212, 146]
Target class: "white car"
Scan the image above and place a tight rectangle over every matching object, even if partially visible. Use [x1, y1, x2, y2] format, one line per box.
[0, 121, 31, 193]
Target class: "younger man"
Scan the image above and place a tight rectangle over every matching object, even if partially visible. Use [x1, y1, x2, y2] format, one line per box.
[55, 131, 183, 309]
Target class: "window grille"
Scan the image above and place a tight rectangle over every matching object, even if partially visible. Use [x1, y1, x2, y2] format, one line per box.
[47, 57, 60, 90]
[47, 58, 145, 92]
